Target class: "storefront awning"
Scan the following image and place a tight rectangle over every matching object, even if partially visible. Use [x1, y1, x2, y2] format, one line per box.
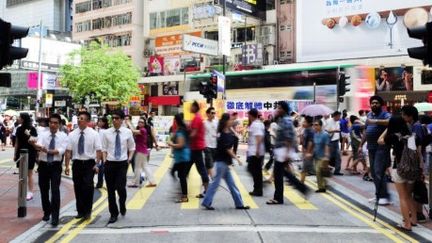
[148, 96, 181, 106]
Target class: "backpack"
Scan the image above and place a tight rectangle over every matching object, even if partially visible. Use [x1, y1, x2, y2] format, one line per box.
[397, 135, 421, 181]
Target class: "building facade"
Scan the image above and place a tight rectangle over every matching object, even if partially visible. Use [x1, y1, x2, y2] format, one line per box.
[72, 0, 144, 69]
[0, 0, 73, 33]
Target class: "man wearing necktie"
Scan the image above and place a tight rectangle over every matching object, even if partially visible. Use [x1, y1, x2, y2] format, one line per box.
[101, 110, 135, 224]
[31, 113, 68, 227]
[65, 111, 102, 220]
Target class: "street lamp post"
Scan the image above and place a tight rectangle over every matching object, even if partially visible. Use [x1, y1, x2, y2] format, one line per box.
[27, 96, 30, 110]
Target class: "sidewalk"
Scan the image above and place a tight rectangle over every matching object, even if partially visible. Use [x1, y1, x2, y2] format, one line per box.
[326, 152, 432, 231]
[0, 149, 75, 243]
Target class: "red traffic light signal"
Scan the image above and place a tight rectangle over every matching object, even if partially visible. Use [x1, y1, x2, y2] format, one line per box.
[0, 18, 29, 69]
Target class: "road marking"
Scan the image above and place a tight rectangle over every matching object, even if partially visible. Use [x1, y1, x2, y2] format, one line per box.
[127, 153, 172, 209]
[181, 164, 201, 209]
[77, 225, 380, 234]
[0, 158, 12, 164]
[60, 202, 109, 243]
[231, 168, 258, 209]
[303, 179, 418, 243]
[284, 186, 317, 210]
[46, 189, 107, 243]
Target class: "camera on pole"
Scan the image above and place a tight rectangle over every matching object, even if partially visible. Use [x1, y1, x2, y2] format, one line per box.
[407, 22, 432, 66]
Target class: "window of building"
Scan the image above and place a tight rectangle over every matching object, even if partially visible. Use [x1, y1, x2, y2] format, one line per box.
[75, 1, 91, 14]
[150, 12, 157, 29]
[166, 9, 181, 27]
[100, 32, 132, 47]
[76, 20, 92, 32]
[234, 27, 255, 43]
[113, 0, 130, 5]
[159, 11, 166, 28]
[205, 31, 218, 41]
[112, 12, 132, 26]
[6, 0, 36, 7]
[181, 7, 189, 25]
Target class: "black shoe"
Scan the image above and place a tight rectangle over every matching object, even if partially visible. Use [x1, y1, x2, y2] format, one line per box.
[108, 215, 118, 224]
[334, 172, 344, 176]
[236, 206, 250, 210]
[51, 219, 59, 227]
[249, 191, 263, 197]
[315, 189, 326, 193]
[83, 213, 91, 220]
[42, 214, 50, 221]
[202, 205, 215, 210]
[96, 183, 103, 189]
[75, 214, 84, 219]
[120, 208, 127, 216]
[417, 213, 427, 223]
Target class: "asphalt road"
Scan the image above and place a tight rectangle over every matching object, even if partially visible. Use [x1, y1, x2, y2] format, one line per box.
[4, 149, 425, 243]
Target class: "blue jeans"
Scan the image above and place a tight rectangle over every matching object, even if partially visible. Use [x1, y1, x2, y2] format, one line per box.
[368, 147, 390, 199]
[202, 162, 244, 208]
[330, 140, 341, 174]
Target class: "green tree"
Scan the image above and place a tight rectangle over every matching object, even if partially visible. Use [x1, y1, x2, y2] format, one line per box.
[59, 41, 140, 104]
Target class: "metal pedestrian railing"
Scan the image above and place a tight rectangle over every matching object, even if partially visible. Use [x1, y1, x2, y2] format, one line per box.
[17, 149, 28, 218]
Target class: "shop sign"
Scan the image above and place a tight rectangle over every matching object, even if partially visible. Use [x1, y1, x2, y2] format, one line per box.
[155, 32, 201, 55]
[148, 56, 164, 75]
[182, 34, 218, 56]
[242, 44, 263, 65]
[54, 100, 66, 107]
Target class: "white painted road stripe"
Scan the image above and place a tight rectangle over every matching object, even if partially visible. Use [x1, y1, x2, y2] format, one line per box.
[77, 225, 379, 235]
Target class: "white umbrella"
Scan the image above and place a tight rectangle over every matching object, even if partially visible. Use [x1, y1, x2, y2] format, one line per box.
[414, 102, 432, 112]
[300, 104, 334, 117]
[3, 109, 18, 117]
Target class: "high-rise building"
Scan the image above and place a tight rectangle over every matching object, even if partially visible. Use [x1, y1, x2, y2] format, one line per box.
[72, 0, 144, 69]
[0, 0, 73, 33]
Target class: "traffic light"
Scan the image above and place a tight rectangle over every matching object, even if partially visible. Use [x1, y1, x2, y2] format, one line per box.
[337, 72, 350, 97]
[407, 22, 432, 66]
[208, 73, 218, 99]
[0, 18, 29, 69]
[199, 80, 209, 96]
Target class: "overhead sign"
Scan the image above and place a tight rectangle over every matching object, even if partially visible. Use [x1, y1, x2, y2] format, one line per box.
[242, 44, 263, 65]
[212, 70, 225, 93]
[182, 34, 218, 56]
[218, 16, 231, 56]
[220, 0, 262, 18]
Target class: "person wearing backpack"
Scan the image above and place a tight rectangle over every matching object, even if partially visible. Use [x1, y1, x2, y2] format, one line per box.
[379, 110, 422, 231]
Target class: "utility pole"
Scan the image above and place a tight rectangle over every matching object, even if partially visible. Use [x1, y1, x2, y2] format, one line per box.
[222, 0, 227, 101]
[36, 21, 43, 117]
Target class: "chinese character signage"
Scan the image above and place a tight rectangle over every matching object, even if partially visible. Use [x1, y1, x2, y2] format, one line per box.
[242, 44, 263, 65]
[225, 100, 314, 119]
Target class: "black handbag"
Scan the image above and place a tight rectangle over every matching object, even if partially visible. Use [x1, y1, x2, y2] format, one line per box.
[413, 180, 428, 204]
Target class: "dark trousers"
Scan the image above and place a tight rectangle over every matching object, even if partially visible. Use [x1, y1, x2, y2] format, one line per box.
[247, 156, 264, 194]
[174, 162, 192, 195]
[330, 140, 342, 174]
[233, 137, 239, 155]
[273, 161, 308, 203]
[104, 161, 128, 217]
[264, 149, 274, 171]
[72, 160, 95, 216]
[96, 162, 104, 186]
[38, 162, 62, 221]
[368, 148, 390, 199]
[191, 150, 210, 184]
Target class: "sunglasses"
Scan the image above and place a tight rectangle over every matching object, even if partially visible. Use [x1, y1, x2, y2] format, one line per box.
[211, 112, 216, 115]
[313, 124, 320, 126]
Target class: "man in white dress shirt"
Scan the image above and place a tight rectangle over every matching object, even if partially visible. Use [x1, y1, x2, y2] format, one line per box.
[65, 111, 102, 220]
[204, 107, 218, 178]
[32, 113, 68, 227]
[101, 110, 135, 224]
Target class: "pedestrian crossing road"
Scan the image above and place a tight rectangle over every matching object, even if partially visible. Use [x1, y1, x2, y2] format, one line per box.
[15, 150, 426, 243]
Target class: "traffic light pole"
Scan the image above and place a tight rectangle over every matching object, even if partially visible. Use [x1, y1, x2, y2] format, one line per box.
[222, 0, 227, 101]
[36, 21, 43, 117]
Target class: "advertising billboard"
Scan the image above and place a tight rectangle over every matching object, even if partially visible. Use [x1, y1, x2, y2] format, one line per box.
[296, 0, 431, 62]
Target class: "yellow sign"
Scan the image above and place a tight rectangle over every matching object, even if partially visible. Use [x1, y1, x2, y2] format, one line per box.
[45, 93, 53, 106]
[183, 99, 225, 121]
